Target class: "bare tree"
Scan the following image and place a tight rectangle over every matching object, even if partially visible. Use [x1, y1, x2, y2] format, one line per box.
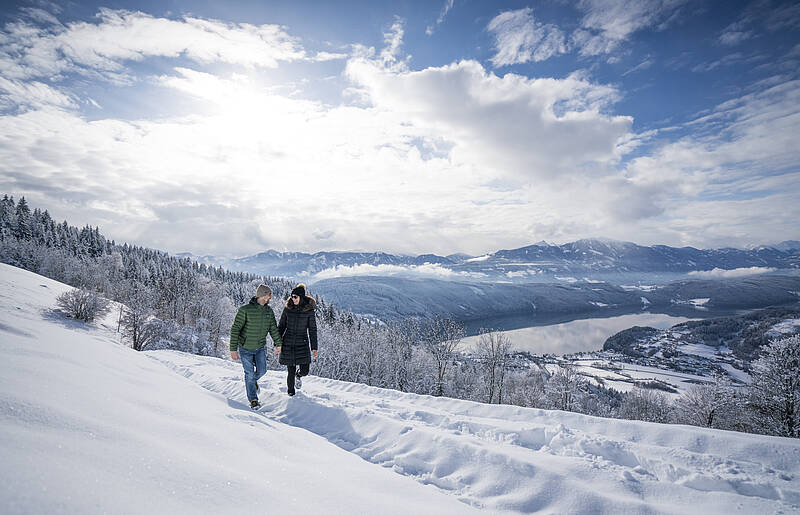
[477, 329, 513, 404]
[545, 366, 586, 411]
[421, 316, 465, 397]
[121, 284, 157, 351]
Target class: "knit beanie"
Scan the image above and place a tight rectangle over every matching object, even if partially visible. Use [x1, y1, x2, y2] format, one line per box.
[256, 284, 272, 298]
[291, 283, 306, 298]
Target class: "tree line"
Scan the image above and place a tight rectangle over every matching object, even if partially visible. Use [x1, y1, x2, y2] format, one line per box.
[2, 194, 797, 438]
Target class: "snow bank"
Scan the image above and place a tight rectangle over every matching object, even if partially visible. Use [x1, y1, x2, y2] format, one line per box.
[2, 264, 800, 514]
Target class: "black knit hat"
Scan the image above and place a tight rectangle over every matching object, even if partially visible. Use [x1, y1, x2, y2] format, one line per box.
[291, 283, 306, 298]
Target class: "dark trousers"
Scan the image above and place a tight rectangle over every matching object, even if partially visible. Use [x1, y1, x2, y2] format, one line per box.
[287, 363, 310, 394]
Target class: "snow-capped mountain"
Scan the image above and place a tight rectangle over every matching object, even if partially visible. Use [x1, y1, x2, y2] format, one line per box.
[2, 263, 800, 514]
[178, 238, 800, 280]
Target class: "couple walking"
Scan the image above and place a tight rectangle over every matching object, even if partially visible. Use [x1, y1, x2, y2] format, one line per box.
[229, 283, 318, 409]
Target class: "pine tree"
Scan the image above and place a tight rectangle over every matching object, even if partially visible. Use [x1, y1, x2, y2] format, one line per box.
[13, 197, 32, 241]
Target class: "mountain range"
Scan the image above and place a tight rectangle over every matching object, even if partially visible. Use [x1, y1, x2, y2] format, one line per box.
[179, 238, 800, 281]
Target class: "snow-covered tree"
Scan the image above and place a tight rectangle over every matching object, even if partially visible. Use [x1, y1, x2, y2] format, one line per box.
[673, 375, 741, 429]
[545, 366, 586, 412]
[619, 386, 672, 423]
[477, 329, 512, 404]
[121, 284, 157, 351]
[749, 335, 800, 437]
[421, 315, 465, 397]
[56, 288, 111, 323]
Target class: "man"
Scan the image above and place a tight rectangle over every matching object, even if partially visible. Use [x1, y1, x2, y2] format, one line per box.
[230, 284, 283, 409]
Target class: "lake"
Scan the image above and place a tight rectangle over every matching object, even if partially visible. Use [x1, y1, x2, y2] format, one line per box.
[461, 312, 697, 355]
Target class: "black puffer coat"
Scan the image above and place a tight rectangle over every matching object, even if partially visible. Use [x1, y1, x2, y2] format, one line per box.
[278, 296, 318, 366]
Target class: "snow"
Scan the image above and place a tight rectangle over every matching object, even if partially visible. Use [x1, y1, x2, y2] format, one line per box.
[3, 263, 800, 514]
[767, 318, 800, 338]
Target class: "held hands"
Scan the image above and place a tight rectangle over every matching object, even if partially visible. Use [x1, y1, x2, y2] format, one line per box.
[230, 350, 239, 361]
[312, 349, 318, 359]
[275, 346, 282, 355]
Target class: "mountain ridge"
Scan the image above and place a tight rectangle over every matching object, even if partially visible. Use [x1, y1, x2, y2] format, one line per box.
[177, 238, 800, 280]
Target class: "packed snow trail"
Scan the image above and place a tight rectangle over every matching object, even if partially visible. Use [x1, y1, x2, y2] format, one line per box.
[2, 264, 800, 514]
[150, 350, 800, 514]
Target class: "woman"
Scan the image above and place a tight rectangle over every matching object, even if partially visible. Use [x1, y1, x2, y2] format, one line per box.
[277, 283, 318, 396]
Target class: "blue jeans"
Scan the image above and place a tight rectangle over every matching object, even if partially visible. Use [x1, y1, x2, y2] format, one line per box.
[239, 347, 267, 402]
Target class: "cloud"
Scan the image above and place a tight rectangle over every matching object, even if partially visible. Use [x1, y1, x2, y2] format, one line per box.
[622, 57, 654, 76]
[380, 18, 408, 70]
[307, 263, 486, 281]
[607, 77, 800, 245]
[573, 0, 688, 57]
[311, 51, 348, 62]
[0, 8, 305, 83]
[688, 267, 776, 279]
[718, 29, 753, 46]
[346, 56, 631, 179]
[485, 1, 687, 63]
[487, 8, 568, 67]
[426, 0, 455, 36]
[0, 77, 75, 110]
[1, 7, 798, 258]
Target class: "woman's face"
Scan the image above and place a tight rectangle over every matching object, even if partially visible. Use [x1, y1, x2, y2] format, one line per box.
[291, 294, 301, 306]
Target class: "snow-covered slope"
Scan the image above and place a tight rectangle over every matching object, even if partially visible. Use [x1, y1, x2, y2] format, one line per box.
[2, 263, 800, 514]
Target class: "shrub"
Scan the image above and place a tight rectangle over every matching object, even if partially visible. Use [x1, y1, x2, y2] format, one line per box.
[56, 288, 111, 323]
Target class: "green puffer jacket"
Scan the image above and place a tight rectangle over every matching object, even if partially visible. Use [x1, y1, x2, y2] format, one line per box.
[229, 298, 283, 351]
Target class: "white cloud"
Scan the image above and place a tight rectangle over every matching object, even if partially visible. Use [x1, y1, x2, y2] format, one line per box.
[380, 18, 408, 70]
[718, 30, 753, 46]
[308, 263, 486, 281]
[487, 8, 568, 66]
[0, 9, 305, 82]
[688, 267, 776, 279]
[622, 57, 654, 76]
[0, 77, 74, 110]
[606, 77, 800, 246]
[346, 56, 631, 179]
[426, 0, 455, 36]
[1, 7, 798, 258]
[573, 0, 688, 57]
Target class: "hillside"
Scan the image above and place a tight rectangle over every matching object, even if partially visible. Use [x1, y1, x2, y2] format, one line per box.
[2, 264, 800, 514]
[310, 274, 800, 323]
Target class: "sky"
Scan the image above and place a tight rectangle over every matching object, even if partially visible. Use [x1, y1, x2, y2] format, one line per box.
[0, 0, 798, 257]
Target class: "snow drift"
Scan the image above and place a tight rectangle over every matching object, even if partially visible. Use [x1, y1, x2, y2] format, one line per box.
[1, 263, 799, 514]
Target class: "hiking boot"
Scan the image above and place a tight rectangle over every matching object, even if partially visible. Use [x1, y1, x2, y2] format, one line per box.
[256, 382, 260, 393]
[287, 390, 295, 397]
[295, 375, 302, 390]
[250, 399, 261, 409]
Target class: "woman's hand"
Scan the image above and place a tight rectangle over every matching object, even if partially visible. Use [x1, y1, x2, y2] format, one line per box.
[312, 349, 318, 359]
[275, 346, 282, 355]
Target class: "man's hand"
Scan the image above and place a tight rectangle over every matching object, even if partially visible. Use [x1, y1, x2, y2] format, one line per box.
[230, 350, 239, 361]
[312, 349, 318, 359]
[275, 346, 282, 355]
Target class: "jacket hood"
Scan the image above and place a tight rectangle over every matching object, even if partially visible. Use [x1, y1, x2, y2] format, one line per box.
[285, 295, 317, 312]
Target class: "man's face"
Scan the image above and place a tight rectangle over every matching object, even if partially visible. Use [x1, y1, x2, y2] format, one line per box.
[258, 294, 271, 306]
